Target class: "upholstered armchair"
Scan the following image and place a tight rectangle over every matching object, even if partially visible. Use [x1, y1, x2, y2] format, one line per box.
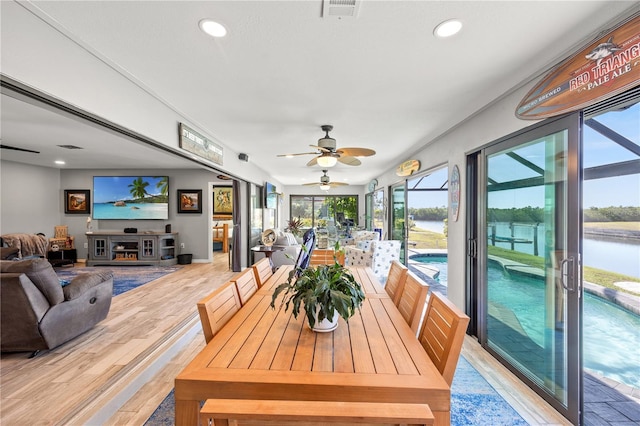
[345, 240, 401, 284]
[0, 258, 113, 356]
[341, 230, 380, 247]
[370, 240, 401, 283]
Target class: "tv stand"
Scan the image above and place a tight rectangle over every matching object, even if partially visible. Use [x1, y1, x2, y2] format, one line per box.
[86, 232, 178, 266]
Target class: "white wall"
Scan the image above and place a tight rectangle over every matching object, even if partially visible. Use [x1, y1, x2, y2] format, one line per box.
[373, 86, 542, 308]
[0, 161, 61, 236]
[0, 160, 257, 266]
[1, 1, 280, 191]
[58, 168, 224, 262]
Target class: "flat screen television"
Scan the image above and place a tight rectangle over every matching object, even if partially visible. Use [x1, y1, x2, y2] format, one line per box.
[93, 176, 169, 220]
[264, 181, 277, 209]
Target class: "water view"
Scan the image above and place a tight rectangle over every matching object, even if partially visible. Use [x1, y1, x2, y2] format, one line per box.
[414, 220, 640, 279]
[411, 254, 640, 389]
[93, 202, 168, 220]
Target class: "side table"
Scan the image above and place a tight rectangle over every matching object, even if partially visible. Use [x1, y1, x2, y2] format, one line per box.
[47, 248, 77, 267]
[251, 245, 284, 272]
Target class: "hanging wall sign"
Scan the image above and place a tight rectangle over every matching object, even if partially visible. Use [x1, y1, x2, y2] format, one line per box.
[179, 123, 223, 165]
[450, 165, 460, 222]
[395, 159, 421, 177]
[516, 14, 640, 120]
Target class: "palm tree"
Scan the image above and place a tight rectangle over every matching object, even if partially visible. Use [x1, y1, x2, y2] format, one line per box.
[128, 177, 150, 200]
[156, 176, 168, 196]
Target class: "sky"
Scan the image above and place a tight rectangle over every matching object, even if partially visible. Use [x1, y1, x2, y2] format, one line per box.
[407, 102, 639, 210]
[93, 176, 166, 203]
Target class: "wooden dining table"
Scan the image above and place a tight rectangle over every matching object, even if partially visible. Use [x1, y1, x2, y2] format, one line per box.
[175, 265, 451, 426]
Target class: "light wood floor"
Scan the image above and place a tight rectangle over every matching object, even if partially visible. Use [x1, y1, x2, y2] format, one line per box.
[1, 254, 235, 425]
[0, 253, 570, 425]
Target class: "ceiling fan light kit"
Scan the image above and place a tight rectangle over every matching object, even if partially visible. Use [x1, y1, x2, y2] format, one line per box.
[303, 169, 348, 191]
[317, 154, 338, 167]
[277, 124, 375, 168]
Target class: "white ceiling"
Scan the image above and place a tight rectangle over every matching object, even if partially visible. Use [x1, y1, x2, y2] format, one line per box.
[1, 1, 637, 185]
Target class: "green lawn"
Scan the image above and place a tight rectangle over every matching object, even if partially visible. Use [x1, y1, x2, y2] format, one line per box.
[488, 246, 639, 294]
[584, 221, 640, 231]
[407, 226, 638, 296]
[409, 230, 640, 294]
[408, 227, 447, 249]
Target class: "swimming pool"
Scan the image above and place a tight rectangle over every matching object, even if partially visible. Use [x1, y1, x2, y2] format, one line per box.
[410, 254, 640, 389]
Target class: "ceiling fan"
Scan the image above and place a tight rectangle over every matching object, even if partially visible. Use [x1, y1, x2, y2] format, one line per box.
[278, 125, 375, 167]
[303, 170, 348, 191]
[0, 144, 40, 154]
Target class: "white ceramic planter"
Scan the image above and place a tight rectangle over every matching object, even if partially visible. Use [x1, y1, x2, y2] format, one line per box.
[310, 307, 339, 332]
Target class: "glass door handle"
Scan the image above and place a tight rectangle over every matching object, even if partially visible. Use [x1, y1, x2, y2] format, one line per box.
[560, 257, 576, 293]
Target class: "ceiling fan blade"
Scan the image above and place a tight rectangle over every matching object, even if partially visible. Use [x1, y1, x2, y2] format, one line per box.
[306, 157, 319, 167]
[336, 147, 376, 157]
[0, 144, 40, 154]
[302, 181, 347, 187]
[337, 156, 361, 166]
[309, 144, 330, 153]
[277, 152, 318, 157]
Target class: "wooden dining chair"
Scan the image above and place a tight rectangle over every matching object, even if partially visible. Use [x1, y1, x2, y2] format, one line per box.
[308, 248, 337, 266]
[418, 291, 470, 386]
[232, 268, 260, 305]
[252, 257, 273, 288]
[196, 281, 242, 344]
[385, 260, 408, 305]
[397, 271, 429, 334]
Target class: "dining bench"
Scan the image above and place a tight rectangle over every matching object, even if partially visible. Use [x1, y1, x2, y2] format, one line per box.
[200, 399, 434, 425]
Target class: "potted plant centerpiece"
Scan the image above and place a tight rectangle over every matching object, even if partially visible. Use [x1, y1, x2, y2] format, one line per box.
[270, 251, 365, 332]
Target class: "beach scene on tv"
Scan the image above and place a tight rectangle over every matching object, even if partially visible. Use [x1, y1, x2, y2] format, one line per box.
[93, 176, 169, 220]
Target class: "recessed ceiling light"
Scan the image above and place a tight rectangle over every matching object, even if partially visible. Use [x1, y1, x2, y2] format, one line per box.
[199, 19, 227, 38]
[434, 19, 462, 38]
[54, 160, 65, 165]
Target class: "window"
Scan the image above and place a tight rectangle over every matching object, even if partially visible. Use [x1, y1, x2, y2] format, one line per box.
[290, 195, 358, 229]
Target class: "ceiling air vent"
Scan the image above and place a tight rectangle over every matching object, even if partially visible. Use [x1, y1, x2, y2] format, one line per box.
[322, 0, 360, 19]
[57, 144, 84, 149]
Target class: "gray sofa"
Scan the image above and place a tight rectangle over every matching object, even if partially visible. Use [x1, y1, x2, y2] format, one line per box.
[0, 258, 113, 356]
[253, 232, 301, 269]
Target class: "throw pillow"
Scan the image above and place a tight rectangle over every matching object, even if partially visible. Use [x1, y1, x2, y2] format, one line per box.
[284, 232, 298, 246]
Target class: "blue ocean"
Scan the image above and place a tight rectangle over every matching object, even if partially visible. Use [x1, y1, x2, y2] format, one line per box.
[94, 202, 168, 219]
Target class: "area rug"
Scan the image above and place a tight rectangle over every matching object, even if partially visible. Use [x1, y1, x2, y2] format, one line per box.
[55, 265, 182, 296]
[144, 357, 528, 425]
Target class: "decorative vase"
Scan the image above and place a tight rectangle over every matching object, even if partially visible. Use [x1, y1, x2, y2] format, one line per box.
[310, 306, 339, 332]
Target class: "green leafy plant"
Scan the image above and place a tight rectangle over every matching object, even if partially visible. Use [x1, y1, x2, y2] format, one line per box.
[270, 258, 365, 329]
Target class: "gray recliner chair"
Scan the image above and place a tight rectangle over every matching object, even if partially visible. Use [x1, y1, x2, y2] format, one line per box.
[0, 258, 113, 357]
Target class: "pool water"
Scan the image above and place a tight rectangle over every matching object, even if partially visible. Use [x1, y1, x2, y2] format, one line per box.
[411, 254, 640, 389]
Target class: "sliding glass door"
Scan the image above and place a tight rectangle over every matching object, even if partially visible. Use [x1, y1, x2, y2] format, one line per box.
[390, 182, 407, 263]
[478, 113, 582, 423]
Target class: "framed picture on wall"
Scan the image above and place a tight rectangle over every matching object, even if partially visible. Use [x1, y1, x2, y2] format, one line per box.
[213, 186, 233, 218]
[64, 189, 90, 214]
[177, 189, 202, 214]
